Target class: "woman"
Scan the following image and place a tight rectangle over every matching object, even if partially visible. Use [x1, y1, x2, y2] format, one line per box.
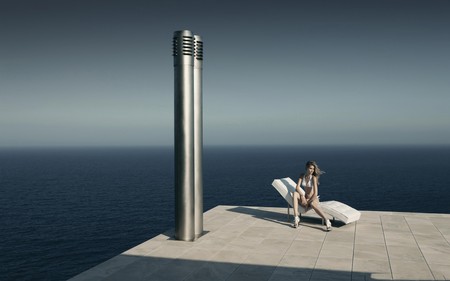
[292, 161, 332, 231]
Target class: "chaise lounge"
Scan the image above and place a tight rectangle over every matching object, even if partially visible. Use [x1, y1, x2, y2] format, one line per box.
[272, 177, 361, 225]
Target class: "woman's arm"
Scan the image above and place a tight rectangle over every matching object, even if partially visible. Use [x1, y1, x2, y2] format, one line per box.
[307, 176, 318, 204]
[295, 176, 303, 194]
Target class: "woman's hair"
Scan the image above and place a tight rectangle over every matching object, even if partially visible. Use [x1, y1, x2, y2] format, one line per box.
[304, 160, 324, 178]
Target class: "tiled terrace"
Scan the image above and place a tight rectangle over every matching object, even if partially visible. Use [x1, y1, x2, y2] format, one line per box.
[68, 205, 450, 281]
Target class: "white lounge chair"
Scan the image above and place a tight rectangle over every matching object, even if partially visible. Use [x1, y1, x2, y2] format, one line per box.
[272, 177, 361, 225]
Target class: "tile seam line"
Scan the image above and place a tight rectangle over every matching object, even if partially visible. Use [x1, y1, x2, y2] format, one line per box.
[430, 217, 450, 247]
[380, 214, 394, 280]
[181, 242, 228, 281]
[222, 211, 276, 281]
[309, 223, 328, 281]
[180, 211, 251, 281]
[267, 224, 306, 281]
[404, 215, 437, 280]
[350, 219, 357, 281]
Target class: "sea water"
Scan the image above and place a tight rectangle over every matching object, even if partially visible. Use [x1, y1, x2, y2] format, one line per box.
[1, 145, 449, 281]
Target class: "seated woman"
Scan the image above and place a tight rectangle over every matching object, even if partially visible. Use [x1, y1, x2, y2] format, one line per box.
[293, 160, 332, 231]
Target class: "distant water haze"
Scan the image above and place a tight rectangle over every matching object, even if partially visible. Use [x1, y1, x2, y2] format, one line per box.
[1, 0, 449, 147]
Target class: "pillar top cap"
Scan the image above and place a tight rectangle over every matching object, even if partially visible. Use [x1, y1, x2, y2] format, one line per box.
[173, 30, 193, 37]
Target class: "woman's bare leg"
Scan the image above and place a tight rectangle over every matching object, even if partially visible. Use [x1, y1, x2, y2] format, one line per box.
[310, 199, 327, 221]
[309, 199, 332, 230]
[293, 192, 308, 217]
[293, 192, 307, 228]
[293, 192, 300, 217]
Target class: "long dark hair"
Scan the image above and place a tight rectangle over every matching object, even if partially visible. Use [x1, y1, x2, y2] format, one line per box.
[304, 160, 324, 179]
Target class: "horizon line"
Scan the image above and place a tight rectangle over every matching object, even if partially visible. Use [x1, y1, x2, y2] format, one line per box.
[1, 143, 450, 149]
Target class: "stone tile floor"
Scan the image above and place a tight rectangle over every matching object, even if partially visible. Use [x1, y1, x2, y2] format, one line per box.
[68, 206, 450, 281]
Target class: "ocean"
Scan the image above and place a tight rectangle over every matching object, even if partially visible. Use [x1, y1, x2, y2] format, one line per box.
[1, 145, 449, 281]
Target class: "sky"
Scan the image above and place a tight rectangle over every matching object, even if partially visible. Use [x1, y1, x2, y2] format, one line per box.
[1, 0, 449, 147]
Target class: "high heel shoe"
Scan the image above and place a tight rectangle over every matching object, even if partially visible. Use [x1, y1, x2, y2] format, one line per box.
[294, 216, 300, 228]
[325, 219, 332, 231]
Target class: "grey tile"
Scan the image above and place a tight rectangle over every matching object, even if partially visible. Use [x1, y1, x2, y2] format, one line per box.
[68, 255, 140, 281]
[184, 261, 240, 281]
[180, 247, 219, 261]
[381, 215, 406, 223]
[435, 226, 450, 236]
[211, 249, 248, 263]
[310, 269, 352, 281]
[191, 236, 230, 251]
[227, 264, 276, 281]
[381, 216, 411, 233]
[240, 226, 277, 239]
[285, 240, 323, 257]
[152, 232, 174, 242]
[386, 245, 425, 261]
[207, 226, 246, 241]
[444, 234, 450, 244]
[268, 227, 300, 241]
[383, 231, 417, 247]
[147, 258, 205, 281]
[227, 236, 265, 252]
[102, 257, 170, 281]
[67, 207, 450, 281]
[358, 272, 393, 280]
[354, 233, 385, 245]
[122, 239, 163, 257]
[315, 257, 352, 271]
[351, 272, 381, 281]
[242, 253, 284, 267]
[295, 227, 327, 242]
[390, 260, 434, 280]
[253, 218, 287, 228]
[420, 244, 450, 265]
[146, 244, 190, 259]
[354, 244, 388, 261]
[319, 242, 354, 259]
[352, 258, 391, 274]
[414, 233, 449, 247]
[358, 213, 381, 224]
[428, 263, 450, 280]
[325, 231, 355, 243]
[278, 254, 317, 269]
[430, 217, 450, 226]
[268, 267, 312, 281]
[252, 238, 292, 255]
[355, 223, 383, 233]
[405, 216, 435, 227]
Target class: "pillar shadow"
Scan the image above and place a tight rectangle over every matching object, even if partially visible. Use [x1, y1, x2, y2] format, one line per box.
[68, 251, 435, 281]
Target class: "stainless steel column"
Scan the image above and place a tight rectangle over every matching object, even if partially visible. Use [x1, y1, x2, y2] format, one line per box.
[193, 35, 203, 238]
[173, 30, 195, 241]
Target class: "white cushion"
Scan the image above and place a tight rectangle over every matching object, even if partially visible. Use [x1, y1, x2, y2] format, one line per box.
[320, 200, 361, 224]
[271, 177, 307, 213]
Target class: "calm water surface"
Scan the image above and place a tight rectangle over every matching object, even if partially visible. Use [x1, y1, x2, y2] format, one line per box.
[1, 145, 449, 281]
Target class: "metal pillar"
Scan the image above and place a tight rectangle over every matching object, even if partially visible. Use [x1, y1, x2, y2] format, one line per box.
[173, 30, 195, 241]
[193, 35, 203, 238]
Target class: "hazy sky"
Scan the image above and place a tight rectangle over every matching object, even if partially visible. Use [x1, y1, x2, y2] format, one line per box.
[1, 0, 449, 147]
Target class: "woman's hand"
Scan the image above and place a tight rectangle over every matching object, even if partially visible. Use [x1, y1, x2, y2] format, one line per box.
[307, 196, 317, 206]
[300, 194, 307, 207]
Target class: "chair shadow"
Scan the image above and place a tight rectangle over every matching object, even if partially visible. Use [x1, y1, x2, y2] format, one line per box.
[226, 206, 292, 227]
[226, 206, 343, 232]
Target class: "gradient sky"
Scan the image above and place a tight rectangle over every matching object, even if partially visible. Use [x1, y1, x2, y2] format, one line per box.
[1, 0, 449, 147]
